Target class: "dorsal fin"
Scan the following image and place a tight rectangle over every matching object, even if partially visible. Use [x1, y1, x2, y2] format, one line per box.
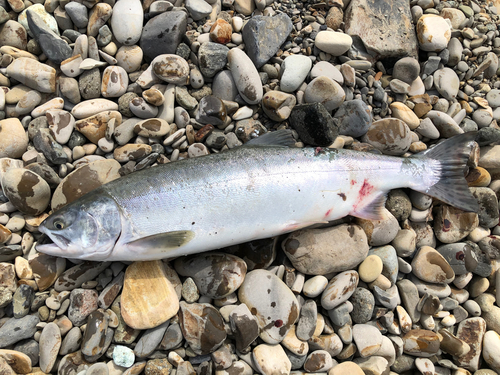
[245, 129, 296, 147]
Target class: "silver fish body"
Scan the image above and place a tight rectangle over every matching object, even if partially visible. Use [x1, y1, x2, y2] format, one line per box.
[37, 133, 478, 261]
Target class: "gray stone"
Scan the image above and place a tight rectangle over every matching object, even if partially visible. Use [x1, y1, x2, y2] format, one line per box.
[134, 320, 170, 358]
[140, 11, 187, 62]
[345, 0, 418, 61]
[64, 2, 88, 29]
[79, 68, 101, 100]
[295, 299, 317, 341]
[12, 284, 35, 318]
[0, 314, 40, 348]
[470, 187, 499, 228]
[333, 99, 372, 137]
[393, 57, 420, 84]
[242, 14, 293, 68]
[198, 42, 229, 78]
[27, 9, 72, 64]
[350, 287, 375, 324]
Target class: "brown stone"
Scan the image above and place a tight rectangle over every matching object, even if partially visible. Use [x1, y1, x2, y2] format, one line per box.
[51, 159, 121, 211]
[325, 6, 343, 30]
[29, 253, 66, 292]
[455, 317, 487, 371]
[121, 261, 179, 330]
[0, 350, 32, 374]
[210, 19, 232, 44]
[75, 111, 122, 144]
[402, 329, 440, 357]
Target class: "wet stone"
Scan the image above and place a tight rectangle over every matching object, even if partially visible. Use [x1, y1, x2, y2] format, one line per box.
[238, 269, 299, 344]
[81, 309, 109, 359]
[179, 301, 227, 355]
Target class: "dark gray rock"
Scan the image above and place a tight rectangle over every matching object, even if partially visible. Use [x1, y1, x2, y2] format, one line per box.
[27, 9, 72, 64]
[0, 314, 40, 348]
[67, 131, 87, 149]
[476, 127, 500, 146]
[198, 42, 229, 78]
[79, 68, 101, 100]
[350, 287, 375, 324]
[344, 0, 418, 62]
[33, 128, 69, 165]
[289, 103, 339, 146]
[470, 187, 499, 228]
[333, 99, 372, 137]
[140, 11, 187, 62]
[242, 14, 293, 68]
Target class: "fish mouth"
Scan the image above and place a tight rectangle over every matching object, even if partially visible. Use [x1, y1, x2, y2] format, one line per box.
[37, 228, 70, 252]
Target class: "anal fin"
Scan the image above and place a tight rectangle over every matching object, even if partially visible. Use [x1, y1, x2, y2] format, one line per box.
[126, 230, 195, 254]
[283, 220, 329, 233]
[350, 192, 387, 220]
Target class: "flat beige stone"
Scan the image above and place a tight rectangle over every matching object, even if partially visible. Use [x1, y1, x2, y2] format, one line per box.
[121, 261, 179, 330]
[328, 361, 364, 375]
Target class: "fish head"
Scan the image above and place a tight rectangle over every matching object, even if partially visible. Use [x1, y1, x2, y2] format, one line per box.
[37, 194, 122, 260]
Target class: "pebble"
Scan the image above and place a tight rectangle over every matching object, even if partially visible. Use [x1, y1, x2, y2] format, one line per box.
[280, 55, 312, 93]
[315, 31, 353, 56]
[304, 76, 345, 112]
[283, 224, 368, 275]
[39, 322, 61, 373]
[416, 15, 451, 51]
[121, 261, 179, 330]
[253, 344, 291, 375]
[238, 269, 299, 344]
[227, 48, 263, 105]
[110, 0, 143, 46]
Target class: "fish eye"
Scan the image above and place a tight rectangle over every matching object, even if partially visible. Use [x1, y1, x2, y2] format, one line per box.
[53, 220, 65, 230]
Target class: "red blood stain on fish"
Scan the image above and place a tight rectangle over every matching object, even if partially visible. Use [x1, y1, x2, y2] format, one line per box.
[351, 179, 374, 213]
[358, 179, 374, 198]
[315, 147, 324, 156]
[324, 209, 332, 218]
[350, 180, 356, 186]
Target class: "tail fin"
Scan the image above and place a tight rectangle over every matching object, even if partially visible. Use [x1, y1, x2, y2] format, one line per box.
[413, 132, 479, 212]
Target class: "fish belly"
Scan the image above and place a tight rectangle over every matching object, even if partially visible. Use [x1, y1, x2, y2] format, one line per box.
[106, 147, 418, 260]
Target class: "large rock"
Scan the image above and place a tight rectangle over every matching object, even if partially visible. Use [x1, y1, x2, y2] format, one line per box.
[344, 0, 418, 61]
[140, 11, 187, 62]
[242, 14, 293, 68]
[282, 224, 369, 275]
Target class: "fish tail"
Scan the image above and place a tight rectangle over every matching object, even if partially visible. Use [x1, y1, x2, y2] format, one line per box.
[413, 132, 479, 212]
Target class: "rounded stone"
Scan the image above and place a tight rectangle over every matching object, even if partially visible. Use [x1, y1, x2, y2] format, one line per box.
[110, 0, 143, 46]
[152, 54, 189, 86]
[0, 118, 29, 158]
[227, 48, 263, 105]
[282, 224, 369, 275]
[358, 255, 383, 283]
[116, 45, 143, 73]
[2, 168, 50, 216]
[304, 76, 345, 112]
[39, 322, 61, 373]
[321, 270, 359, 310]
[362, 118, 412, 155]
[101, 66, 128, 98]
[262, 90, 296, 122]
[416, 15, 451, 52]
[238, 269, 299, 344]
[393, 57, 420, 84]
[315, 31, 352, 56]
[280, 55, 312, 93]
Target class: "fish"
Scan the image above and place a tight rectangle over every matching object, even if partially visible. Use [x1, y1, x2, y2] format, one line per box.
[36, 131, 479, 261]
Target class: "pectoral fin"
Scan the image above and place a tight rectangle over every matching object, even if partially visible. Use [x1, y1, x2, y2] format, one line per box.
[350, 192, 387, 220]
[126, 230, 195, 253]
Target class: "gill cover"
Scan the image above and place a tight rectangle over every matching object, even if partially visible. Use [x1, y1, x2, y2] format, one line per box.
[37, 193, 122, 260]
